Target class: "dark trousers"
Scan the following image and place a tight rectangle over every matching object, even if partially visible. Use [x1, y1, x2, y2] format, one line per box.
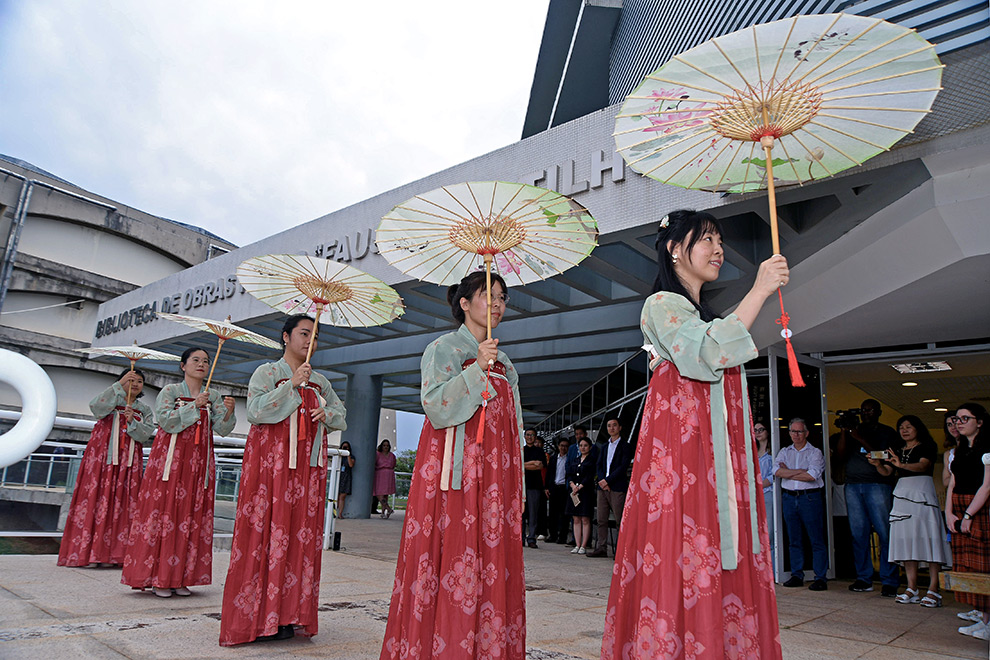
[525, 489, 543, 541]
[547, 483, 569, 542]
[595, 488, 626, 553]
[781, 489, 828, 581]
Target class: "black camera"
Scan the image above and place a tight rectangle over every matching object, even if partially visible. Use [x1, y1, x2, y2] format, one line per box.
[835, 408, 862, 429]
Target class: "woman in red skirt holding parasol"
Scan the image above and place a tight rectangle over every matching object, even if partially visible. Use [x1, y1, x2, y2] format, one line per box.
[602, 210, 788, 659]
[380, 270, 525, 660]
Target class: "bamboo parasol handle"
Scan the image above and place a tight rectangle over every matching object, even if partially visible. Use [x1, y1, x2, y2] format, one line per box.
[760, 135, 781, 256]
[204, 337, 225, 391]
[304, 303, 323, 373]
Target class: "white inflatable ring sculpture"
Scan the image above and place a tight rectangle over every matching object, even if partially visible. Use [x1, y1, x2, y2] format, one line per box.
[0, 349, 57, 468]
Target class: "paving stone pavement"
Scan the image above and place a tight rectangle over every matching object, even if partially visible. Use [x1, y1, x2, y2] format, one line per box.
[1, 513, 986, 659]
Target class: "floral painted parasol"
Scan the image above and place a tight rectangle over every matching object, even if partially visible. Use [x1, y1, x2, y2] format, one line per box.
[376, 181, 599, 338]
[156, 313, 282, 390]
[614, 13, 942, 384]
[236, 255, 405, 361]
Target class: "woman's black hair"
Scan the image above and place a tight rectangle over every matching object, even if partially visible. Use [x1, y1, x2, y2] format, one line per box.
[118, 368, 146, 399]
[179, 347, 209, 369]
[281, 314, 314, 347]
[895, 415, 935, 449]
[652, 209, 723, 322]
[339, 441, 351, 450]
[955, 402, 989, 450]
[446, 271, 508, 324]
[377, 439, 392, 452]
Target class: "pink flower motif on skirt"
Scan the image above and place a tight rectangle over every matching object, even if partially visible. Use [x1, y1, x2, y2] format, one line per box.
[684, 631, 706, 659]
[643, 444, 679, 520]
[476, 602, 507, 656]
[678, 516, 721, 609]
[441, 548, 480, 614]
[481, 484, 504, 548]
[268, 526, 289, 564]
[623, 597, 682, 660]
[641, 542, 661, 576]
[682, 464, 698, 494]
[722, 593, 760, 659]
[419, 455, 442, 500]
[409, 552, 439, 621]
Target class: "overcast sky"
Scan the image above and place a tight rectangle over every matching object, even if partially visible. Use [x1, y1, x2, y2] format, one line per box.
[0, 1, 550, 451]
[0, 1, 550, 248]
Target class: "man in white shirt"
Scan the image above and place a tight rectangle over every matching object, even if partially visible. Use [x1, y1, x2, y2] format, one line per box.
[774, 418, 829, 591]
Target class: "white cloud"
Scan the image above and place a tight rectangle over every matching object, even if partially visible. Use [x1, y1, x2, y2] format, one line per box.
[0, 1, 549, 245]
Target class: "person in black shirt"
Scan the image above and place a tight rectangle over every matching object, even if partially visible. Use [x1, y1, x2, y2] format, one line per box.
[545, 437, 571, 544]
[523, 428, 548, 548]
[885, 416, 950, 607]
[834, 398, 903, 596]
[945, 403, 990, 639]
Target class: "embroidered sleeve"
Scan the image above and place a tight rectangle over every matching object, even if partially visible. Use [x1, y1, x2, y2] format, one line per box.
[421, 336, 489, 429]
[641, 292, 757, 381]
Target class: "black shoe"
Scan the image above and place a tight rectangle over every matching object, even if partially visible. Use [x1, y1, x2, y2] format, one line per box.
[586, 548, 608, 558]
[849, 580, 874, 592]
[254, 626, 295, 642]
[527, 540, 538, 549]
[783, 576, 804, 587]
[809, 579, 828, 591]
[880, 584, 899, 598]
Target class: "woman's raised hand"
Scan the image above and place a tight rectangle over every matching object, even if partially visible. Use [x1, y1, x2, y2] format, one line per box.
[753, 254, 790, 298]
[291, 362, 313, 388]
[477, 338, 499, 367]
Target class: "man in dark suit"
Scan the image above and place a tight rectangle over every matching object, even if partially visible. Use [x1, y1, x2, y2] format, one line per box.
[588, 417, 632, 558]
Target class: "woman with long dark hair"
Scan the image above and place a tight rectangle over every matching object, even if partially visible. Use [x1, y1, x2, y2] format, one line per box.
[338, 440, 355, 517]
[381, 270, 525, 660]
[602, 209, 787, 658]
[58, 368, 154, 567]
[945, 402, 990, 639]
[219, 315, 346, 645]
[122, 347, 236, 597]
[886, 415, 951, 607]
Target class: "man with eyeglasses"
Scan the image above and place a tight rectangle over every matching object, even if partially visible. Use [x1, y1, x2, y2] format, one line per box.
[774, 418, 829, 591]
[834, 398, 902, 597]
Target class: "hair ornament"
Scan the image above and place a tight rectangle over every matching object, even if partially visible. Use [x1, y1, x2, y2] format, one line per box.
[659, 215, 670, 229]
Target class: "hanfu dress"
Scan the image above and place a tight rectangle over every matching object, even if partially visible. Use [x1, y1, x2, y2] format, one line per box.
[219, 358, 347, 646]
[121, 382, 235, 589]
[602, 292, 781, 660]
[381, 324, 526, 660]
[58, 382, 154, 567]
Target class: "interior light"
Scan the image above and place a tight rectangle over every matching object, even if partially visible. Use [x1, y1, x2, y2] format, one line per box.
[934, 407, 948, 412]
[923, 398, 938, 403]
[902, 381, 918, 387]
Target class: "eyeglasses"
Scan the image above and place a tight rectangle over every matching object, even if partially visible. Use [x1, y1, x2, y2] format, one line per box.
[488, 294, 509, 305]
[951, 415, 975, 424]
[753, 427, 766, 433]
[789, 429, 809, 435]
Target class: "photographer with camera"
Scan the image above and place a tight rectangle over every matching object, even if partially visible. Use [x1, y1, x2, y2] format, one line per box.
[833, 399, 903, 596]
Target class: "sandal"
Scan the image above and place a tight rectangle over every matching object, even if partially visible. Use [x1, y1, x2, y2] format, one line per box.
[895, 588, 919, 604]
[920, 591, 942, 608]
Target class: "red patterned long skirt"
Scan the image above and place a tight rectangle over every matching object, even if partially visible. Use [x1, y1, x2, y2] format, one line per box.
[381, 362, 525, 660]
[602, 362, 781, 660]
[121, 411, 215, 589]
[220, 390, 328, 646]
[57, 411, 143, 566]
[949, 492, 990, 611]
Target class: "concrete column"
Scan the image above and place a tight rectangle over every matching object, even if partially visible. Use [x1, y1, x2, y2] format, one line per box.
[340, 373, 382, 519]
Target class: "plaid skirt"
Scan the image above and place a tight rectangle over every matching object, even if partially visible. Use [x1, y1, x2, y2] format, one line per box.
[949, 493, 989, 611]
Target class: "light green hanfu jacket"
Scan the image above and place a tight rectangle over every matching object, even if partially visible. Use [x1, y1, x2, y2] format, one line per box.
[155, 382, 236, 484]
[89, 381, 155, 467]
[641, 291, 761, 570]
[246, 358, 347, 468]
[421, 324, 525, 491]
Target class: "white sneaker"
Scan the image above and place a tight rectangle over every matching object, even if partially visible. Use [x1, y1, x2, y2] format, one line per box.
[570, 547, 580, 554]
[958, 620, 988, 639]
[958, 609, 983, 623]
[536, 535, 546, 541]
[173, 586, 192, 597]
[152, 587, 172, 598]
[577, 547, 587, 555]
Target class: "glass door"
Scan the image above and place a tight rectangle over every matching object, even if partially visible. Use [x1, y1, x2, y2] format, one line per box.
[767, 347, 834, 582]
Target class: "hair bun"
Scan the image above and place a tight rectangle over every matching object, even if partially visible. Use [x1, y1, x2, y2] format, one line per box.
[446, 283, 461, 306]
